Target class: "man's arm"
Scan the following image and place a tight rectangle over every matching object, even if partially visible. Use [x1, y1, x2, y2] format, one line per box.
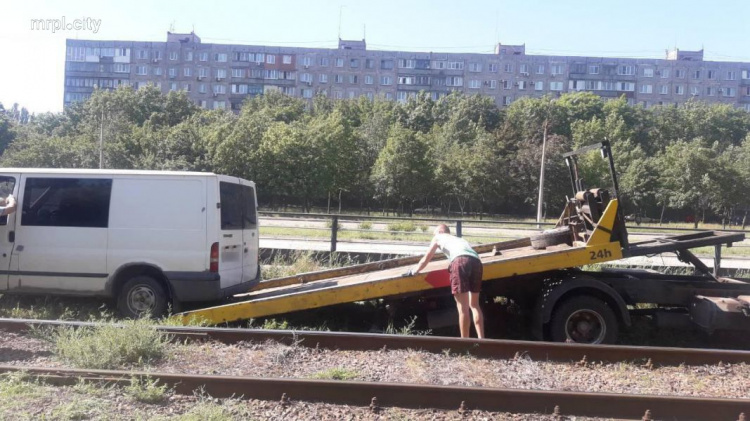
[412, 238, 440, 275]
[1, 195, 17, 216]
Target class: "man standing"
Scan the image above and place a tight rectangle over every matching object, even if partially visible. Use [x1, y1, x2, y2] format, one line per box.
[411, 224, 484, 338]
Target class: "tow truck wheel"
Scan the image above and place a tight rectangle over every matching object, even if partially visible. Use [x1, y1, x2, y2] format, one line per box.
[549, 295, 618, 344]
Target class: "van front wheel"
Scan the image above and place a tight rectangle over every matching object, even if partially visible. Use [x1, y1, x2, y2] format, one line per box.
[117, 276, 168, 318]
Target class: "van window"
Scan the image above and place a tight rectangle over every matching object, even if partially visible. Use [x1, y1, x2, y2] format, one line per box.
[219, 182, 243, 230]
[22, 178, 112, 228]
[242, 185, 257, 228]
[0, 176, 16, 226]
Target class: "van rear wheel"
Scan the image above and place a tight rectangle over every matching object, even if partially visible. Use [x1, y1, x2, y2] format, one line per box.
[117, 276, 168, 318]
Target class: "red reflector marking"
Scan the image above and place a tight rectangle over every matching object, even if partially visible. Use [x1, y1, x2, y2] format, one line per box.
[424, 269, 450, 288]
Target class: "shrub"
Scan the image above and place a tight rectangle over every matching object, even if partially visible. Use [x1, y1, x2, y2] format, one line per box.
[358, 221, 373, 230]
[387, 221, 417, 232]
[52, 319, 172, 369]
[325, 219, 342, 230]
[125, 376, 171, 404]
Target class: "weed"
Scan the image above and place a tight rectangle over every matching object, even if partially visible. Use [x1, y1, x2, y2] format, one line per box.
[125, 376, 171, 404]
[52, 319, 172, 369]
[0, 371, 44, 397]
[311, 367, 359, 380]
[418, 224, 429, 233]
[358, 221, 373, 230]
[52, 396, 106, 420]
[385, 315, 431, 336]
[72, 378, 115, 397]
[325, 219, 342, 230]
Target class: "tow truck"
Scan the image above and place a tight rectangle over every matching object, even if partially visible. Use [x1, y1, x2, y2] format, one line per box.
[177, 141, 750, 344]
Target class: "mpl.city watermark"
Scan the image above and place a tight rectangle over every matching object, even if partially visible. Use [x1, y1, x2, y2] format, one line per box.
[30, 17, 102, 33]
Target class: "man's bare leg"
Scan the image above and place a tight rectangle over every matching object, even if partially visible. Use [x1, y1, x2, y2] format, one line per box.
[469, 291, 485, 339]
[454, 292, 471, 338]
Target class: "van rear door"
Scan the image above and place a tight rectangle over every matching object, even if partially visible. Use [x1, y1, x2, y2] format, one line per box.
[0, 174, 20, 291]
[217, 177, 244, 289]
[239, 179, 259, 284]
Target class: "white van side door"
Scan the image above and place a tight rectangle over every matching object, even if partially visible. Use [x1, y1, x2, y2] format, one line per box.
[217, 177, 244, 289]
[9, 176, 111, 293]
[239, 179, 259, 284]
[0, 174, 21, 291]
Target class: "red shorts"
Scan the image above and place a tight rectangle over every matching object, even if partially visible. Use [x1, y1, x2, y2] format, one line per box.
[448, 256, 483, 294]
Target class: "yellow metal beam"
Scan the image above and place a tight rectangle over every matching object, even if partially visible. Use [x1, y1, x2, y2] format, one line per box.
[587, 199, 619, 246]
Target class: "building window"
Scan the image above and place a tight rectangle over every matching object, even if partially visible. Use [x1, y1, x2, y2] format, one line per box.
[692, 70, 701, 79]
[397, 91, 408, 102]
[488, 80, 497, 89]
[447, 61, 463, 70]
[518, 80, 527, 90]
[169, 51, 178, 60]
[519, 64, 529, 75]
[588, 65, 599, 75]
[723, 87, 736, 97]
[675, 85, 684, 95]
[320, 57, 329, 66]
[137, 50, 148, 60]
[335, 74, 344, 84]
[154, 67, 163, 76]
[469, 80, 481, 89]
[215, 53, 228, 62]
[660, 85, 669, 94]
[691, 86, 700, 96]
[216, 69, 227, 79]
[319, 74, 328, 83]
[446, 76, 463, 87]
[551, 64, 564, 75]
[727, 71, 737, 80]
[398, 59, 416, 69]
[617, 82, 635, 92]
[184, 67, 192, 77]
[349, 75, 358, 84]
[232, 68, 243, 78]
[183, 83, 191, 92]
[365, 59, 375, 69]
[535, 64, 545, 74]
[643, 68, 654, 77]
[199, 52, 208, 62]
[350, 58, 359, 68]
[213, 84, 226, 94]
[380, 76, 393, 85]
[334, 91, 343, 99]
[300, 73, 312, 83]
[706, 87, 715, 96]
[488, 63, 499, 73]
[502, 80, 512, 90]
[550, 81, 563, 91]
[660, 69, 670, 78]
[282, 55, 292, 64]
[366, 92, 374, 100]
[302, 88, 313, 98]
[335, 58, 344, 67]
[503, 96, 512, 106]
[534, 81, 543, 91]
[136, 65, 148, 75]
[469, 63, 482, 72]
[640, 84, 653, 94]
[503, 63, 513, 73]
[170, 82, 178, 91]
[266, 55, 276, 64]
[302, 57, 312, 67]
[168, 67, 176, 78]
[213, 101, 226, 110]
[365, 75, 374, 85]
[198, 68, 208, 78]
[618, 65, 634, 75]
[185, 51, 193, 61]
[264, 69, 278, 79]
[199, 84, 206, 93]
[381, 59, 394, 70]
[675, 69, 685, 78]
[114, 64, 130, 73]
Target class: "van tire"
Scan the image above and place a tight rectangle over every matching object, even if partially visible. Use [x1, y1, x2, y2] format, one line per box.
[117, 276, 168, 318]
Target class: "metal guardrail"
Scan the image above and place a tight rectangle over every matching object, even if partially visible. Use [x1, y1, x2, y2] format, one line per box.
[258, 211, 750, 257]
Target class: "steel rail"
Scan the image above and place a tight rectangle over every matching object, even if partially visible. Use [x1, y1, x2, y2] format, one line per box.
[2, 318, 749, 366]
[0, 365, 746, 420]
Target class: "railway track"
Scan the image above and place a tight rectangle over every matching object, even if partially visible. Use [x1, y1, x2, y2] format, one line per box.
[2, 317, 749, 366]
[0, 365, 747, 420]
[2, 318, 750, 419]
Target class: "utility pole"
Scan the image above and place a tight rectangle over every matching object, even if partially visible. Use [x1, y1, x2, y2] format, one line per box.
[536, 119, 548, 229]
[99, 110, 104, 169]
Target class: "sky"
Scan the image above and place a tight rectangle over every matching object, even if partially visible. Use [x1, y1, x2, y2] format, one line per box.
[0, 0, 747, 114]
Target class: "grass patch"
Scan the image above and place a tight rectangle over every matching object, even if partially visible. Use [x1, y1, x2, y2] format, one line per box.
[0, 294, 114, 321]
[311, 367, 360, 380]
[325, 219, 342, 230]
[51, 396, 106, 420]
[125, 376, 171, 404]
[51, 319, 172, 369]
[385, 315, 432, 336]
[387, 221, 417, 232]
[358, 221, 373, 230]
[0, 371, 44, 397]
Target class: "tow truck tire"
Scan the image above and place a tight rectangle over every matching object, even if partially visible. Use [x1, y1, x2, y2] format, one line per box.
[549, 295, 618, 344]
[117, 276, 169, 319]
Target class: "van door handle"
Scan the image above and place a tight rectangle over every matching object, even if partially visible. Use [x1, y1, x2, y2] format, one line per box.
[8, 231, 14, 243]
[244, 248, 248, 253]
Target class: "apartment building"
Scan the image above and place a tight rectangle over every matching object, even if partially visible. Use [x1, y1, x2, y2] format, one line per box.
[63, 32, 750, 112]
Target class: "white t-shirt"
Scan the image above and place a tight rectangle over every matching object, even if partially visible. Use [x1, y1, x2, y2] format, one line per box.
[433, 233, 478, 263]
